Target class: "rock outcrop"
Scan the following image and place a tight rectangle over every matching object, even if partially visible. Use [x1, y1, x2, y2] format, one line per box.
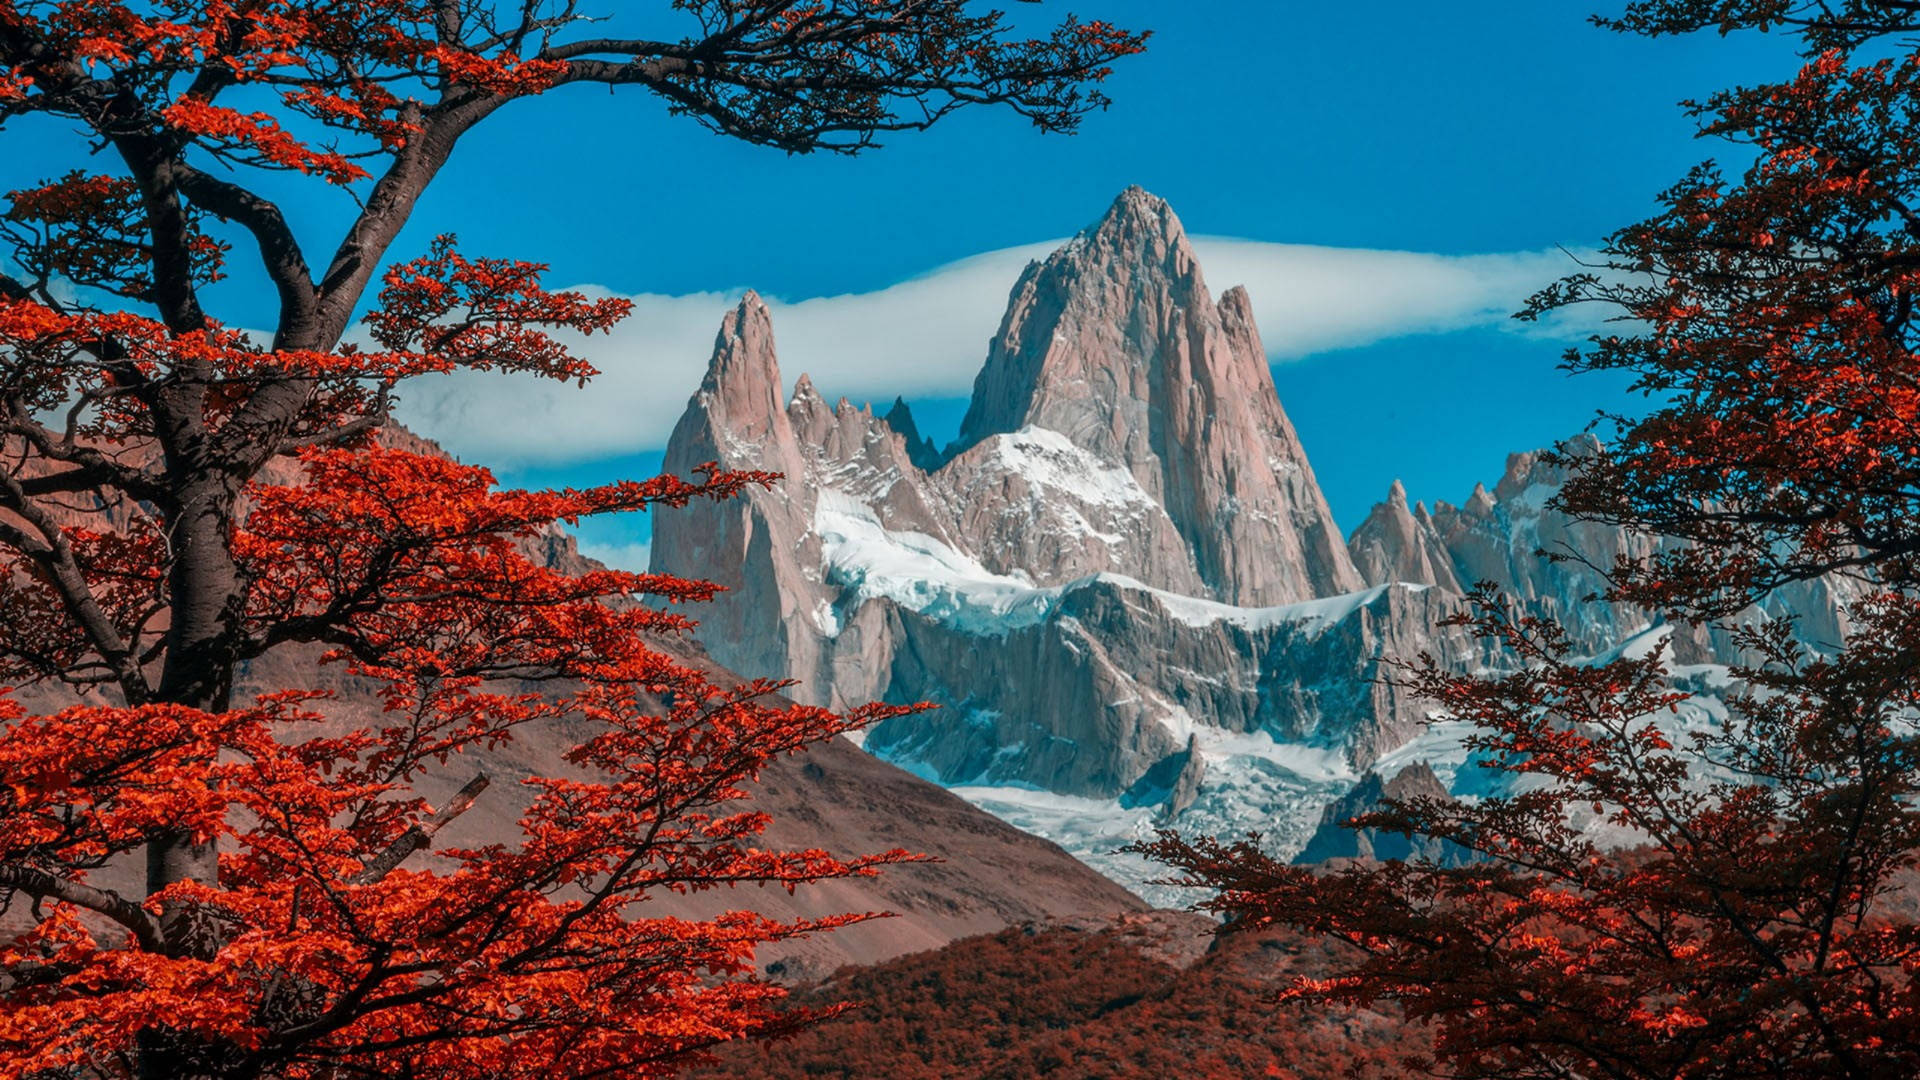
[1122, 734, 1207, 819]
[1294, 762, 1472, 866]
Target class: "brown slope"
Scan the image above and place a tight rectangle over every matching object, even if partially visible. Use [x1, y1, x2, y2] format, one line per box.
[635, 718, 1150, 981]
[226, 636, 1148, 980]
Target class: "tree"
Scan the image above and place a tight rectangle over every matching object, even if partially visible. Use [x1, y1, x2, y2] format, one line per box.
[1138, 8, 1920, 1078]
[0, 3, 1145, 1078]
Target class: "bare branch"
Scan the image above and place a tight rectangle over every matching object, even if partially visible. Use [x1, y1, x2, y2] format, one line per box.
[350, 773, 490, 886]
[0, 862, 164, 951]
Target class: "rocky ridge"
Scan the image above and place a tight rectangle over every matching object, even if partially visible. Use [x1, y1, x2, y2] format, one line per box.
[1292, 762, 1471, 866]
[1346, 437, 1861, 659]
[650, 188, 1855, 898]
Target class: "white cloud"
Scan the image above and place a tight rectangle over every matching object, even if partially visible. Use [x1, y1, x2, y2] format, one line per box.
[397, 237, 1592, 468]
[1189, 238, 1592, 358]
[574, 538, 652, 572]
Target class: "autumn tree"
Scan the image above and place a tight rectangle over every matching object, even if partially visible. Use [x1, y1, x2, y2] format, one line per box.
[0, 3, 1145, 1078]
[1139, 6, 1920, 1078]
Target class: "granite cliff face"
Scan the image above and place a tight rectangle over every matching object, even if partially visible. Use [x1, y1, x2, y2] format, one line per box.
[650, 188, 1854, 897]
[954, 187, 1361, 605]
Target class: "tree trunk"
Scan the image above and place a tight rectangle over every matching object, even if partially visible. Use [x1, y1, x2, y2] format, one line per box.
[146, 468, 245, 945]
[126, 97, 487, 1080]
[135, 466, 248, 1080]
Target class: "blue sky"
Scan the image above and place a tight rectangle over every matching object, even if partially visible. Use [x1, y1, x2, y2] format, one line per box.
[4, 2, 1806, 564]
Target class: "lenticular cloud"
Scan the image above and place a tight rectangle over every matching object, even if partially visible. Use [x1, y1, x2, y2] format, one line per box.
[399, 236, 1587, 468]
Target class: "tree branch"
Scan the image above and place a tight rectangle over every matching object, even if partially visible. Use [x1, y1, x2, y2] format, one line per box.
[0, 465, 151, 702]
[0, 862, 164, 951]
[174, 165, 318, 349]
[350, 773, 490, 885]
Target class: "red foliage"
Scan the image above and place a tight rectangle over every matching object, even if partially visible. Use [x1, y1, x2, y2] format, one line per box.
[1142, 10, 1920, 1079]
[0, 428, 932, 1078]
[0, 2, 1144, 1078]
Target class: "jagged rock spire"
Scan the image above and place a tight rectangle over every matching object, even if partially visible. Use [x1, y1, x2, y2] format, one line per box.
[652, 292, 821, 694]
[953, 186, 1361, 605]
[1348, 479, 1464, 591]
[662, 291, 807, 486]
[884, 397, 943, 472]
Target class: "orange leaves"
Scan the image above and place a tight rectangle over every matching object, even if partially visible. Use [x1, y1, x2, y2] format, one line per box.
[1070, 18, 1150, 61]
[0, 235, 636, 445]
[5, 171, 228, 299]
[363, 235, 632, 385]
[0, 296, 69, 340]
[0, 696, 338, 866]
[418, 43, 566, 97]
[9, 0, 578, 189]
[1513, 42, 1920, 615]
[163, 96, 371, 184]
[0, 433, 917, 1076]
[236, 445, 765, 645]
[0, 440, 917, 1077]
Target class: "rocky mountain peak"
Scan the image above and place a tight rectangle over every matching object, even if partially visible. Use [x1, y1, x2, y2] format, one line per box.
[1349, 478, 1463, 592]
[790, 370, 820, 403]
[1493, 434, 1604, 503]
[955, 186, 1204, 454]
[643, 190, 1863, 900]
[706, 292, 781, 403]
[884, 397, 943, 472]
[663, 290, 810, 487]
[1465, 482, 1497, 517]
[943, 187, 1360, 605]
[1076, 183, 1201, 283]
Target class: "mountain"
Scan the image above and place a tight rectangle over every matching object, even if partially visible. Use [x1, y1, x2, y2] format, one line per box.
[954, 186, 1361, 604]
[650, 187, 1856, 900]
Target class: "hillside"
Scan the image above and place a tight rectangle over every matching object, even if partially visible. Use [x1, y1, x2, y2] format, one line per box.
[692, 915, 1421, 1080]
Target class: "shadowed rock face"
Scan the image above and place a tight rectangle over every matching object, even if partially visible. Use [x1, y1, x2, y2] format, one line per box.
[1294, 762, 1472, 866]
[1119, 734, 1207, 819]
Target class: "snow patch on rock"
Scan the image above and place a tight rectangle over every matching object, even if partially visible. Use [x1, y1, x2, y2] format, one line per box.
[813, 490, 1054, 635]
[981, 427, 1159, 511]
